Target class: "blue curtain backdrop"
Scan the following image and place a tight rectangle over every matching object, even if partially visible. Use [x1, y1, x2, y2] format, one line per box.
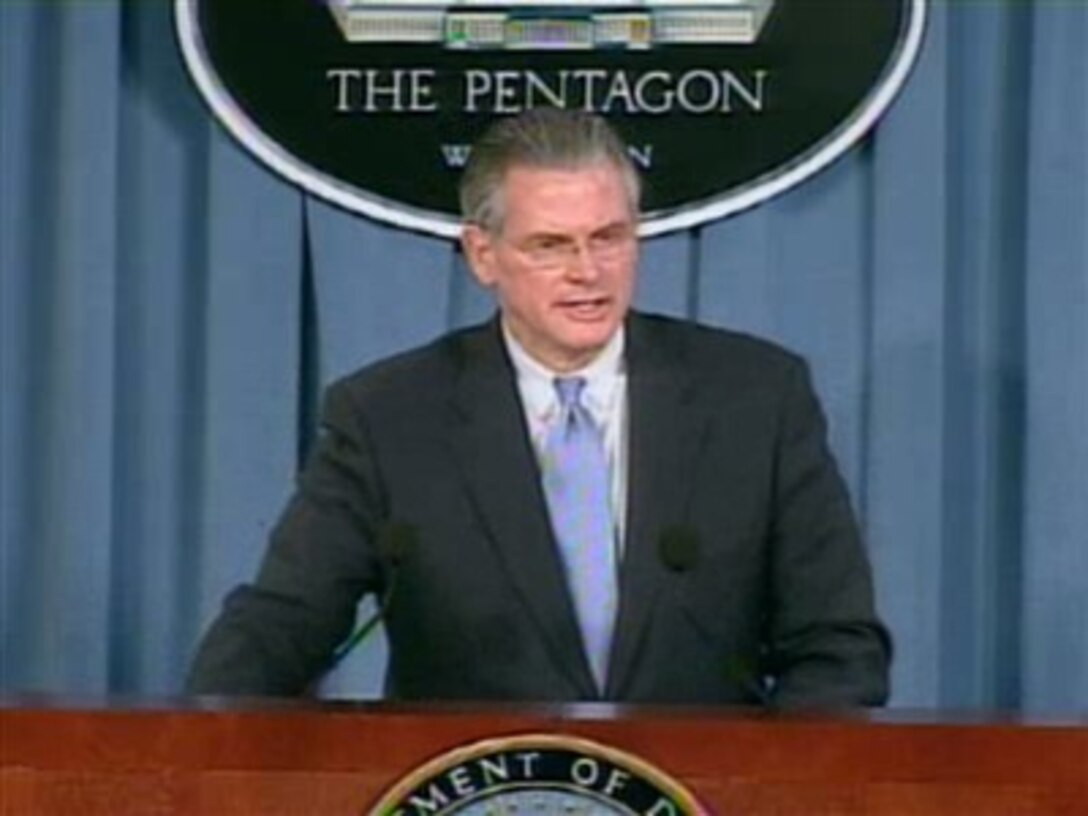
[2, 0, 1085, 712]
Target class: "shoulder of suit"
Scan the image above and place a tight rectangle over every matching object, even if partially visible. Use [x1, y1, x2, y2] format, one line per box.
[325, 321, 493, 400]
[631, 311, 805, 373]
[326, 313, 809, 400]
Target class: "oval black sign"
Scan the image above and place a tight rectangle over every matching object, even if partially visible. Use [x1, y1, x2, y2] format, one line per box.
[175, 0, 926, 238]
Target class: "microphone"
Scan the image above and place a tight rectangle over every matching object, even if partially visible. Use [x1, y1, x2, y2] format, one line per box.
[327, 522, 416, 670]
[658, 525, 699, 573]
[724, 654, 772, 708]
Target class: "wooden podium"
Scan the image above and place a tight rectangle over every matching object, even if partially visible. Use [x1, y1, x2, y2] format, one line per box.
[3, 697, 1086, 814]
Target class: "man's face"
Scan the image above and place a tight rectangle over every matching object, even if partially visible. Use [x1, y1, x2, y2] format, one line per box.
[462, 163, 639, 373]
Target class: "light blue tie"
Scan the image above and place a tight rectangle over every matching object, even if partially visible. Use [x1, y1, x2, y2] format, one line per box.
[542, 377, 618, 690]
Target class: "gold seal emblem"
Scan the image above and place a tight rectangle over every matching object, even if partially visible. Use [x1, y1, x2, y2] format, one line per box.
[368, 733, 708, 815]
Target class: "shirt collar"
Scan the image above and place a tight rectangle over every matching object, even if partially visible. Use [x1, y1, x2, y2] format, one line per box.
[502, 322, 626, 423]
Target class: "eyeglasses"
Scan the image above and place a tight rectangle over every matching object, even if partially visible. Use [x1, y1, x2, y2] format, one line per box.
[513, 224, 636, 273]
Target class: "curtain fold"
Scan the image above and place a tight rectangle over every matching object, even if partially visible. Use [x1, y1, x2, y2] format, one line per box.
[2, 0, 1085, 711]
[1020, 2, 1088, 712]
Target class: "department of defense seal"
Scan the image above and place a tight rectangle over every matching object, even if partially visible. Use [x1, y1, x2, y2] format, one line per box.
[368, 733, 708, 815]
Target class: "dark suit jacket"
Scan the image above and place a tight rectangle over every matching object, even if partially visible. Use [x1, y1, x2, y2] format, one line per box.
[187, 313, 891, 705]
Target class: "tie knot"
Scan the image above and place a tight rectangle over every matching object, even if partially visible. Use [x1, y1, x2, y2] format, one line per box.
[553, 376, 588, 409]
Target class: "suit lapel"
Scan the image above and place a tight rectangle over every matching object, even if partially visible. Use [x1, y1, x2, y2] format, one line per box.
[607, 315, 706, 697]
[447, 322, 598, 696]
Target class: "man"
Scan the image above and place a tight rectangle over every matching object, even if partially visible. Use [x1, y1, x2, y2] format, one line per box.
[188, 108, 890, 706]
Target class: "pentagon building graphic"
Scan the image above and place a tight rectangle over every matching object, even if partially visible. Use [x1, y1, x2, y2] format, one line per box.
[326, 0, 777, 49]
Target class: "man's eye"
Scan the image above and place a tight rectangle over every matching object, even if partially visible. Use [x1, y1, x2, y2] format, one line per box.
[533, 237, 567, 252]
[525, 238, 570, 262]
[591, 229, 630, 251]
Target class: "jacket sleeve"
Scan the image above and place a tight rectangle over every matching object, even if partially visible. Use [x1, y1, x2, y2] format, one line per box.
[763, 359, 893, 707]
[186, 381, 386, 696]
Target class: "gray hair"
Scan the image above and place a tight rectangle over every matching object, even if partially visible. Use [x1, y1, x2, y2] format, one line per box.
[459, 108, 641, 233]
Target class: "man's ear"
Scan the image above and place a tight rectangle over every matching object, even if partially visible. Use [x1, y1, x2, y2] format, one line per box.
[461, 223, 497, 288]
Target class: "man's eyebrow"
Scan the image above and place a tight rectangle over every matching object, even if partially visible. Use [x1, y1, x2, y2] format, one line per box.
[517, 218, 634, 243]
[522, 230, 573, 244]
[591, 220, 636, 237]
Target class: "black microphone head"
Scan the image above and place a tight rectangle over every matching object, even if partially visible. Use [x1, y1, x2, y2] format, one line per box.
[659, 525, 699, 573]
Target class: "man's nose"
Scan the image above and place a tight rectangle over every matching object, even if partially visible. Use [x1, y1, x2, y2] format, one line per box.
[564, 243, 601, 281]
